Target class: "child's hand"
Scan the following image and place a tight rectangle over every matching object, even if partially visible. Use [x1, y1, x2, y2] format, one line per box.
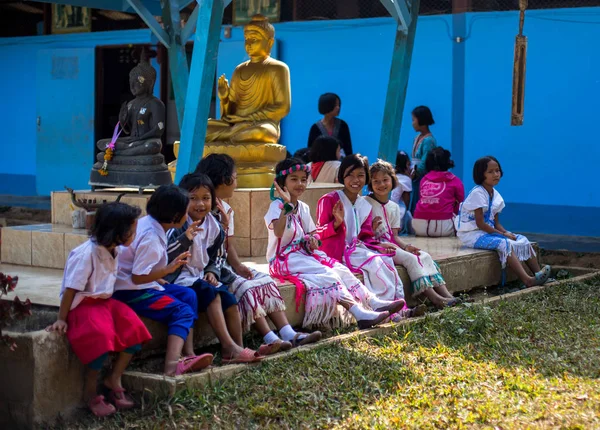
[215, 200, 233, 230]
[273, 181, 292, 204]
[382, 243, 397, 254]
[47, 319, 68, 334]
[204, 272, 219, 286]
[309, 236, 320, 251]
[157, 278, 168, 286]
[405, 245, 421, 255]
[333, 201, 345, 228]
[234, 264, 254, 280]
[372, 216, 384, 232]
[185, 220, 203, 241]
[167, 252, 190, 273]
[503, 232, 517, 240]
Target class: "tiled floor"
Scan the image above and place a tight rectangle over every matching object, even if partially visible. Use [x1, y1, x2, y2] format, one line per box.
[1, 237, 492, 309]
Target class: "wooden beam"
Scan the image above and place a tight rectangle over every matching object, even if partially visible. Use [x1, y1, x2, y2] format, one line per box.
[377, 0, 420, 163]
[379, 0, 411, 32]
[162, 0, 190, 128]
[175, 0, 224, 182]
[126, 0, 170, 47]
[181, 3, 198, 42]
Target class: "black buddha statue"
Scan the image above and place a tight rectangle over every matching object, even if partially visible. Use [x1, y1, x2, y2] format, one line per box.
[89, 60, 172, 189]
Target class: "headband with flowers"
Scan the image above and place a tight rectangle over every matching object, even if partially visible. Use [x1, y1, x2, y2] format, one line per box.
[269, 163, 311, 202]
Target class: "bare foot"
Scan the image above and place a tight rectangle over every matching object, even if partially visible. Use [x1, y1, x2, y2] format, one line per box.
[103, 375, 124, 392]
[221, 344, 245, 360]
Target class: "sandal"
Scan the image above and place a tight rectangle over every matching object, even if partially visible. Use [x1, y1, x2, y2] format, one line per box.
[534, 265, 551, 286]
[290, 331, 322, 348]
[108, 388, 135, 410]
[357, 311, 390, 330]
[258, 342, 282, 356]
[374, 299, 406, 315]
[175, 353, 214, 376]
[222, 348, 263, 365]
[88, 395, 116, 417]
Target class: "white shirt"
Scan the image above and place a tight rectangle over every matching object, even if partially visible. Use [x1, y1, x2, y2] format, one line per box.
[308, 161, 341, 184]
[364, 196, 402, 241]
[115, 215, 167, 291]
[61, 240, 119, 310]
[337, 191, 372, 244]
[456, 186, 505, 232]
[218, 199, 235, 237]
[175, 214, 222, 286]
[264, 200, 315, 261]
[391, 174, 413, 204]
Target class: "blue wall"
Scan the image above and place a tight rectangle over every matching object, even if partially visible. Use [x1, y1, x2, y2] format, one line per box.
[1, 8, 598, 236]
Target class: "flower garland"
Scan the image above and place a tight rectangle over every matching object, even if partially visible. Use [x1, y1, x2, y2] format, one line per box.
[99, 123, 122, 176]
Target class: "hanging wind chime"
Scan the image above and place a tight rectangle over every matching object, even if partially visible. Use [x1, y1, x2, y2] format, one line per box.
[511, 0, 528, 126]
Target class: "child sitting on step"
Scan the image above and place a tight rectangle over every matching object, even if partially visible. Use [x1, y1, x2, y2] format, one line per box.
[365, 160, 460, 309]
[456, 156, 551, 287]
[413, 147, 464, 237]
[196, 154, 322, 348]
[48, 202, 152, 417]
[113, 185, 213, 376]
[317, 154, 413, 321]
[166, 173, 263, 364]
[267, 158, 404, 329]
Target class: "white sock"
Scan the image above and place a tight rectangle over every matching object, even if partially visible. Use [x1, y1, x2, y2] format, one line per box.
[279, 324, 302, 342]
[263, 331, 280, 344]
[349, 304, 383, 321]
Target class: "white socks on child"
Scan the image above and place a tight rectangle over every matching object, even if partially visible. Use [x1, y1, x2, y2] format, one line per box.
[279, 324, 303, 342]
[349, 304, 384, 321]
[263, 331, 280, 344]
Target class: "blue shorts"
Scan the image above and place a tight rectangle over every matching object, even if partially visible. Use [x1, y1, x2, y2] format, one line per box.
[190, 278, 237, 313]
[113, 284, 198, 341]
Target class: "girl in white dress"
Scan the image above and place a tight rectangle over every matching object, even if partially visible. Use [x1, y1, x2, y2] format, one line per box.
[456, 156, 551, 287]
[366, 160, 459, 309]
[266, 158, 404, 329]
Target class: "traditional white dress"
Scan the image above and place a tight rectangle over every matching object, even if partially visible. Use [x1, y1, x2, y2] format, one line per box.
[338, 191, 404, 301]
[456, 186, 535, 267]
[365, 196, 446, 297]
[265, 199, 371, 328]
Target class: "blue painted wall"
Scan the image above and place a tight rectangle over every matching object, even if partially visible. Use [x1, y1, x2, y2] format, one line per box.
[1, 8, 597, 236]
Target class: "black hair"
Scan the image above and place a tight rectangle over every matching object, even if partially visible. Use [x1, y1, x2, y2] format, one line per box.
[318, 93, 341, 115]
[412, 105, 435, 127]
[338, 153, 370, 185]
[178, 173, 216, 211]
[425, 147, 455, 172]
[90, 202, 141, 248]
[309, 136, 340, 163]
[146, 184, 189, 224]
[274, 157, 308, 189]
[195, 153, 236, 188]
[368, 160, 398, 192]
[395, 150, 411, 175]
[473, 155, 503, 185]
[293, 148, 311, 163]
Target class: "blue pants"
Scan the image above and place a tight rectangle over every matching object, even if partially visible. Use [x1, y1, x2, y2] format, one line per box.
[113, 284, 198, 341]
[191, 279, 237, 313]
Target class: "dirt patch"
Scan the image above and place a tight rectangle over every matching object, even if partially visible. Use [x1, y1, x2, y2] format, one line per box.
[540, 249, 600, 269]
[0, 206, 51, 227]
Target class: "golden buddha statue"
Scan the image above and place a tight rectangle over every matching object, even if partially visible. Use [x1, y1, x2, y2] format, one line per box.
[202, 15, 290, 187]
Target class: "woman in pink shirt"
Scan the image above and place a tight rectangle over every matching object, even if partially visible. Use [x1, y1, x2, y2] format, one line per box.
[413, 147, 465, 237]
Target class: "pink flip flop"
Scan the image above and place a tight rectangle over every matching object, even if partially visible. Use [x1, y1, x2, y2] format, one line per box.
[258, 342, 282, 356]
[222, 348, 263, 365]
[88, 395, 116, 417]
[175, 353, 214, 376]
[108, 388, 135, 410]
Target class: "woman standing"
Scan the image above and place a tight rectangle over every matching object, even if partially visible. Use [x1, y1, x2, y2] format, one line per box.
[409, 106, 437, 214]
[307, 93, 353, 157]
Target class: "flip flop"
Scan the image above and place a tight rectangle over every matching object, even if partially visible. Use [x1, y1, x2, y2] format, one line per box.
[290, 331, 322, 348]
[222, 348, 263, 365]
[108, 388, 135, 410]
[258, 342, 282, 356]
[374, 299, 406, 315]
[357, 311, 390, 330]
[446, 298, 462, 308]
[175, 353, 214, 376]
[88, 395, 116, 417]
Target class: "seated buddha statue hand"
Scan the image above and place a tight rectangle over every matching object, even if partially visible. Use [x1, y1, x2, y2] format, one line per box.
[205, 15, 291, 144]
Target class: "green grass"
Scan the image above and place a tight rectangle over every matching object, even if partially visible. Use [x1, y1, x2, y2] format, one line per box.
[62, 278, 600, 429]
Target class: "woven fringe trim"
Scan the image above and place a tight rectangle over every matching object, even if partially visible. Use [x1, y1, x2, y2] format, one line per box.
[303, 283, 343, 328]
[499, 241, 536, 268]
[237, 282, 286, 332]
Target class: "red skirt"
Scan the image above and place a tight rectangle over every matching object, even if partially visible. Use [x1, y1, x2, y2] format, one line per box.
[66, 297, 152, 365]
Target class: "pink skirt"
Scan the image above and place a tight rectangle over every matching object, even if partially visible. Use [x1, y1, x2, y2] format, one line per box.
[66, 297, 152, 365]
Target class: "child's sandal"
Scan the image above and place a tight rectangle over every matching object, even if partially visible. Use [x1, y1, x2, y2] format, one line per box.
[534, 265, 552, 286]
[258, 342, 282, 356]
[291, 331, 322, 347]
[88, 395, 116, 417]
[108, 388, 135, 410]
[222, 348, 263, 364]
[176, 353, 214, 375]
